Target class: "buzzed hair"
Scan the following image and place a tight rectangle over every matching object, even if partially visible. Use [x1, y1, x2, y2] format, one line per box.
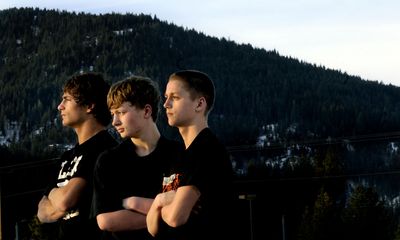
[168, 70, 215, 115]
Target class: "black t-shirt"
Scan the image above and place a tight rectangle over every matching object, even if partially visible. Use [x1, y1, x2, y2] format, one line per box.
[157, 128, 235, 240]
[93, 136, 184, 240]
[43, 129, 118, 240]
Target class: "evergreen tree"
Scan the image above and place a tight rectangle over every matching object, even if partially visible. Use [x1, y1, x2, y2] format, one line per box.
[297, 188, 339, 240]
[341, 185, 394, 240]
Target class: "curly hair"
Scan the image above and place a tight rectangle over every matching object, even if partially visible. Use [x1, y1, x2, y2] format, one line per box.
[63, 72, 111, 126]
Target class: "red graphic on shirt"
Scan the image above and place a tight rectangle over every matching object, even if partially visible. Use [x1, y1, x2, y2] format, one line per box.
[162, 173, 182, 192]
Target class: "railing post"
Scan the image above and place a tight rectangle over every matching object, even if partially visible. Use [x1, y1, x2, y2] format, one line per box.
[239, 194, 256, 240]
[15, 221, 18, 240]
[282, 214, 286, 240]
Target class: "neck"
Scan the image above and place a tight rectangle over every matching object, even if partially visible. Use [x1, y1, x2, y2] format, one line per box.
[179, 121, 207, 149]
[75, 119, 106, 144]
[131, 122, 161, 156]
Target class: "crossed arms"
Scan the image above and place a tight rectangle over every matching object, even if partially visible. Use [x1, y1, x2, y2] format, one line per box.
[37, 177, 86, 223]
[96, 196, 154, 231]
[146, 185, 200, 236]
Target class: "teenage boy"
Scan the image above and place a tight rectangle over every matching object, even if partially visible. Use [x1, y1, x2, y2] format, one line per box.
[93, 76, 183, 239]
[147, 70, 235, 239]
[37, 72, 117, 239]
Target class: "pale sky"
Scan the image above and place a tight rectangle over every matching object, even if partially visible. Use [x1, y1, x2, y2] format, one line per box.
[1, 0, 400, 86]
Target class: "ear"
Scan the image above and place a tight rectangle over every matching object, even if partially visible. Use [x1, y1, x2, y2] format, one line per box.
[144, 104, 153, 119]
[86, 103, 95, 113]
[195, 97, 206, 112]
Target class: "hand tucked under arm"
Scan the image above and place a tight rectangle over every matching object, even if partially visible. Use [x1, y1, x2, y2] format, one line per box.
[160, 190, 177, 206]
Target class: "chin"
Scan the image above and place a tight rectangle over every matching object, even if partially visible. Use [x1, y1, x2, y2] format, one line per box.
[118, 133, 126, 138]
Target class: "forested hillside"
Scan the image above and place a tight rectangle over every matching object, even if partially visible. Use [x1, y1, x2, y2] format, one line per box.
[4, 7, 400, 240]
[1, 7, 400, 160]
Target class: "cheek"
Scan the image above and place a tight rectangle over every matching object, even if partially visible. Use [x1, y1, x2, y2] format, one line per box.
[125, 113, 140, 126]
[183, 103, 196, 113]
[178, 106, 194, 118]
[122, 115, 132, 124]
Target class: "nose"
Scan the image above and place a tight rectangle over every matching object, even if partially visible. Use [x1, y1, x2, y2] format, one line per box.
[57, 102, 64, 111]
[163, 98, 170, 109]
[112, 115, 120, 126]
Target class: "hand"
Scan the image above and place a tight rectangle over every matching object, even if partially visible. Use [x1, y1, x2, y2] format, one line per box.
[155, 190, 176, 207]
[122, 196, 154, 214]
[122, 196, 140, 210]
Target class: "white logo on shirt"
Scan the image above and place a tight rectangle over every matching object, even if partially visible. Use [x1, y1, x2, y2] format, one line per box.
[57, 155, 83, 187]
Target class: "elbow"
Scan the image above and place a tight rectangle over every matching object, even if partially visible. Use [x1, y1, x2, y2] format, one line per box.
[164, 214, 188, 228]
[37, 212, 47, 223]
[37, 200, 51, 223]
[36, 209, 57, 223]
[147, 225, 157, 237]
[161, 206, 189, 228]
[37, 206, 45, 222]
[165, 218, 185, 228]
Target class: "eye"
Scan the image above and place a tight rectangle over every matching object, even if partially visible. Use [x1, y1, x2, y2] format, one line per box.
[118, 109, 129, 116]
[111, 110, 122, 117]
[61, 97, 70, 103]
[169, 94, 178, 99]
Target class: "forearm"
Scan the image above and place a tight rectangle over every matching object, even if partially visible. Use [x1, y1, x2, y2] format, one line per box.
[123, 196, 154, 215]
[160, 203, 185, 227]
[146, 191, 177, 236]
[160, 186, 199, 228]
[48, 187, 61, 202]
[97, 209, 146, 232]
[48, 178, 85, 211]
[48, 187, 69, 212]
[37, 196, 66, 223]
[146, 202, 162, 236]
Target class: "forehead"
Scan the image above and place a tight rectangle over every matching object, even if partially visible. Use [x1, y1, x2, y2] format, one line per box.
[110, 101, 132, 111]
[166, 79, 186, 93]
[62, 92, 74, 98]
